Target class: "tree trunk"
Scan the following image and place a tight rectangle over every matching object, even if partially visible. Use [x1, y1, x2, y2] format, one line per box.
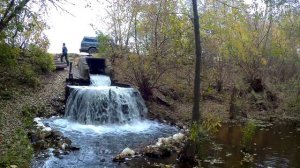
[192, 0, 202, 123]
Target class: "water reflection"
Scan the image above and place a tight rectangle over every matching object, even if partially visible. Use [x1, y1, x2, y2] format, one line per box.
[212, 124, 300, 168]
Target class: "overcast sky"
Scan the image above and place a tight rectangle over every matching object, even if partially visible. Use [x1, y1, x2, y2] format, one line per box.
[45, 0, 107, 54]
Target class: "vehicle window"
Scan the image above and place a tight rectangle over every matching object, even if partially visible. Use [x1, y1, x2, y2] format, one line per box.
[84, 38, 97, 42]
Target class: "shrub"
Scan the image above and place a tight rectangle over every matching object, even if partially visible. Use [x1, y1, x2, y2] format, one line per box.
[0, 129, 33, 168]
[283, 78, 300, 116]
[19, 65, 40, 88]
[0, 43, 19, 68]
[25, 45, 55, 74]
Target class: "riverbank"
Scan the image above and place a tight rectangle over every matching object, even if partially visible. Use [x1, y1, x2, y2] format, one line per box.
[0, 69, 67, 166]
[0, 55, 299, 167]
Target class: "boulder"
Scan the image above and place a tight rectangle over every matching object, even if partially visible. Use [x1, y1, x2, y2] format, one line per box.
[113, 147, 135, 162]
[121, 147, 135, 156]
[144, 146, 171, 158]
[173, 133, 185, 142]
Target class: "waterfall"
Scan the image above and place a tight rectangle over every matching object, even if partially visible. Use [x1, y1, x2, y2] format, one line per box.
[90, 74, 111, 86]
[65, 75, 147, 125]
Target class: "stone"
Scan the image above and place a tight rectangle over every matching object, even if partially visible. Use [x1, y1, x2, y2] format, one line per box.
[51, 130, 64, 139]
[34, 140, 48, 150]
[27, 130, 39, 143]
[67, 146, 80, 151]
[121, 147, 135, 156]
[172, 133, 185, 142]
[155, 137, 173, 147]
[144, 146, 171, 158]
[113, 147, 135, 162]
[38, 130, 51, 140]
[42, 127, 52, 132]
[34, 117, 42, 123]
[53, 148, 61, 157]
[61, 143, 68, 150]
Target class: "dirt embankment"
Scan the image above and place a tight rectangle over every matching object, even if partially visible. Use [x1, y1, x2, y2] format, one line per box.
[0, 69, 68, 157]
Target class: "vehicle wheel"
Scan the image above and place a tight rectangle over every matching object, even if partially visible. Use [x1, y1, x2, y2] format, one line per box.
[88, 48, 97, 54]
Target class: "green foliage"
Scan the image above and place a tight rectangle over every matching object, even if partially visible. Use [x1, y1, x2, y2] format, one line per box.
[0, 43, 54, 88]
[96, 31, 111, 56]
[21, 105, 36, 129]
[241, 120, 257, 152]
[201, 113, 222, 135]
[21, 105, 47, 129]
[25, 45, 55, 74]
[19, 64, 41, 88]
[283, 77, 300, 116]
[189, 115, 222, 157]
[0, 129, 33, 168]
[0, 43, 19, 68]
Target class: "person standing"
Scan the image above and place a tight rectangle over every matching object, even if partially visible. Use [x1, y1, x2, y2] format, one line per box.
[61, 43, 69, 66]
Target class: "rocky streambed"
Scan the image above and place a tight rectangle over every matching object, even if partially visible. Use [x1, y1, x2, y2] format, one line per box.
[31, 117, 181, 168]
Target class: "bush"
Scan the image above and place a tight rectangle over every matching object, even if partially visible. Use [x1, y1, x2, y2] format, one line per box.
[283, 77, 300, 116]
[25, 45, 55, 74]
[18, 65, 40, 88]
[0, 43, 55, 88]
[0, 129, 33, 168]
[0, 43, 19, 68]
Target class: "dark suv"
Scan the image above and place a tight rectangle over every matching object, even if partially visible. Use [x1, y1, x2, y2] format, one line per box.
[79, 36, 99, 54]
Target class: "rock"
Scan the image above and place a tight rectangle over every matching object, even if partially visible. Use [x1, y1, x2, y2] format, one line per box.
[144, 146, 171, 158]
[156, 137, 173, 147]
[113, 154, 126, 162]
[50, 130, 64, 139]
[53, 148, 61, 157]
[36, 122, 45, 128]
[64, 137, 72, 146]
[61, 143, 67, 150]
[121, 147, 135, 156]
[9, 165, 18, 168]
[28, 130, 39, 143]
[67, 146, 80, 151]
[34, 117, 42, 123]
[38, 130, 51, 140]
[42, 127, 52, 132]
[172, 133, 185, 142]
[100, 158, 106, 162]
[113, 147, 135, 162]
[34, 140, 48, 150]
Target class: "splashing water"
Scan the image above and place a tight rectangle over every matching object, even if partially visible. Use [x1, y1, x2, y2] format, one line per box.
[90, 74, 111, 86]
[65, 86, 147, 125]
[31, 71, 179, 168]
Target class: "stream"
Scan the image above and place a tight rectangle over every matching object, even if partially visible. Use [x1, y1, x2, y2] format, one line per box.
[31, 74, 179, 168]
[32, 118, 178, 168]
[31, 74, 300, 168]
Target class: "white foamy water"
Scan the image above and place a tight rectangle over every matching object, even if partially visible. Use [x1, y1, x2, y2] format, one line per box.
[32, 63, 179, 168]
[90, 74, 111, 86]
[46, 118, 165, 135]
[65, 86, 147, 125]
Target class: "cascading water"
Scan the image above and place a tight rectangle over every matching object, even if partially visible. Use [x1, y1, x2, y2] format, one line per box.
[32, 74, 178, 168]
[90, 74, 111, 86]
[65, 86, 147, 125]
[65, 74, 147, 125]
